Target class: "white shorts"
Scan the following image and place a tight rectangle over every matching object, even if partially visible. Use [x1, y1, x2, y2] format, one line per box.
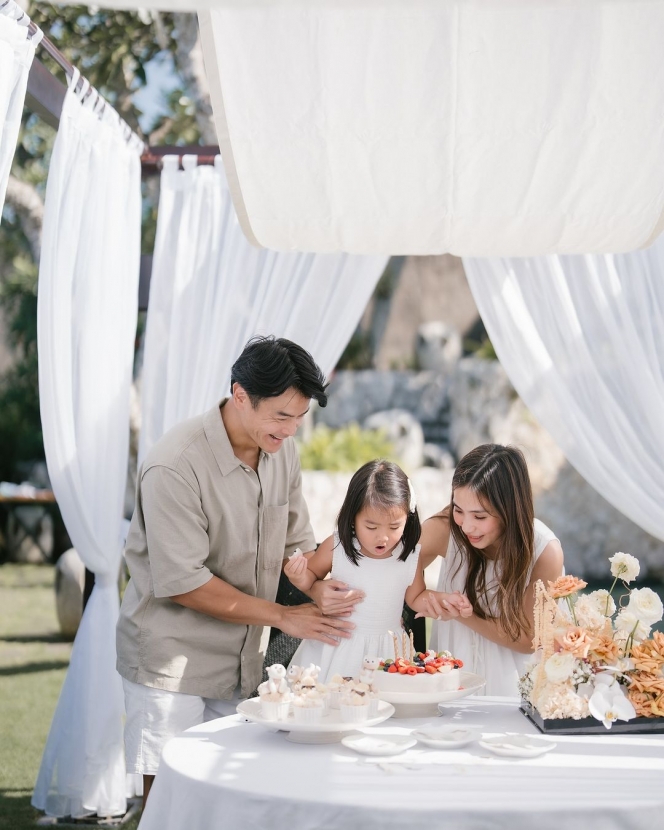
[122, 678, 243, 775]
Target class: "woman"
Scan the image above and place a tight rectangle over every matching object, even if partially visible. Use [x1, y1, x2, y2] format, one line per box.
[419, 444, 564, 696]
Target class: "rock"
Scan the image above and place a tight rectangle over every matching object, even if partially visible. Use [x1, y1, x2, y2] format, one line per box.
[423, 443, 455, 470]
[363, 409, 425, 471]
[55, 548, 85, 639]
[416, 321, 462, 373]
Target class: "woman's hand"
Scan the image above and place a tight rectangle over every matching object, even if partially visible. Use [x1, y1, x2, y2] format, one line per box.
[415, 590, 473, 621]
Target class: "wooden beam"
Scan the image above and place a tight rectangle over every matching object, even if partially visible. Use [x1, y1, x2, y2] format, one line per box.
[25, 58, 66, 130]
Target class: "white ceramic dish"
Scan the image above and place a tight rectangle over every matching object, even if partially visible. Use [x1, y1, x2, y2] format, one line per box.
[478, 734, 556, 758]
[340, 734, 417, 756]
[236, 698, 395, 744]
[412, 726, 480, 749]
[376, 671, 486, 705]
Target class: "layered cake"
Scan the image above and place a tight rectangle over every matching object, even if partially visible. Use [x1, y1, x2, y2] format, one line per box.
[372, 649, 464, 693]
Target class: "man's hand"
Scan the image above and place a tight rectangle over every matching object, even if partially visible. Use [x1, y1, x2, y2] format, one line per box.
[307, 579, 365, 617]
[278, 603, 355, 645]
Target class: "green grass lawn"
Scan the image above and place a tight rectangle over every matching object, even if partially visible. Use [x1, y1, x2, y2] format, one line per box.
[0, 565, 140, 830]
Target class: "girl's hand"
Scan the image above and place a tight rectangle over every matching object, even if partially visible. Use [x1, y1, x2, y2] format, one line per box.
[283, 555, 310, 586]
[414, 591, 460, 621]
[445, 591, 474, 618]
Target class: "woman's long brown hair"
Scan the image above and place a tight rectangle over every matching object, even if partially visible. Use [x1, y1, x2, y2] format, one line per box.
[449, 444, 534, 642]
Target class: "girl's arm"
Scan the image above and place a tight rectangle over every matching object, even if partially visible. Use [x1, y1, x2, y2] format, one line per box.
[405, 554, 472, 621]
[425, 540, 564, 654]
[283, 535, 334, 593]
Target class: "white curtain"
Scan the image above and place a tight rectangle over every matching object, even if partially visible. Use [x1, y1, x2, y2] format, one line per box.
[140, 155, 387, 459]
[199, 0, 664, 256]
[33, 71, 142, 818]
[463, 246, 664, 543]
[0, 2, 41, 215]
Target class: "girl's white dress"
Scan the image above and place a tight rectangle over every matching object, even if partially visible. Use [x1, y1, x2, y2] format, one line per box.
[430, 518, 558, 697]
[289, 534, 421, 683]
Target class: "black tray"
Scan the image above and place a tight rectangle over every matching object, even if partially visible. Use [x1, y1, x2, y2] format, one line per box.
[520, 700, 664, 735]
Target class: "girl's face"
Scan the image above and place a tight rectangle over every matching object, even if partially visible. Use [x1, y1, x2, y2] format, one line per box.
[452, 486, 503, 555]
[354, 504, 408, 557]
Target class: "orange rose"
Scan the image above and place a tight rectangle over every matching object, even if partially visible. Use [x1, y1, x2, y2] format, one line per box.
[547, 575, 588, 599]
[589, 634, 620, 664]
[557, 626, 593, 659]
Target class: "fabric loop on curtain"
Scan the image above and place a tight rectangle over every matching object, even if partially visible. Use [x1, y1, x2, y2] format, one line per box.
[33, 71, 142, 818]
[140, 155, 388, 460]
[463, 245, 664, 543]
[0, 1, 40, 215]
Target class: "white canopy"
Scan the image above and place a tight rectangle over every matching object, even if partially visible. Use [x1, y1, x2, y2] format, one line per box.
[198, 0, 664, 255]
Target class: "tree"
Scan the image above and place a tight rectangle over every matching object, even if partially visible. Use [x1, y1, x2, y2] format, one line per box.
[0, 7, 214, 482]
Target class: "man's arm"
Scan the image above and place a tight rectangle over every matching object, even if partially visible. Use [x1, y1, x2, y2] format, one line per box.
[171, 576, 354, 645]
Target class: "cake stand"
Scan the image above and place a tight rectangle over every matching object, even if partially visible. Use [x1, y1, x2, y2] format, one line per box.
[236, 698, 396, 744]
[375, 671, 486, 717]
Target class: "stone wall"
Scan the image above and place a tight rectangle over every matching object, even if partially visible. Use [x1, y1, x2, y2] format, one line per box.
[307, 360, 664, 580]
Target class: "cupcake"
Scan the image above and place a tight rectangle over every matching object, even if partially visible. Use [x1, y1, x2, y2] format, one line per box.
[339, 689, 371, 723]
[327, 675, 345, 709]
[292, 689, 325, 724]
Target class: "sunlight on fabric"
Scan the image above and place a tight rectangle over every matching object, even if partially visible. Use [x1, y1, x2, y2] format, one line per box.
[199, 0, 664, 255]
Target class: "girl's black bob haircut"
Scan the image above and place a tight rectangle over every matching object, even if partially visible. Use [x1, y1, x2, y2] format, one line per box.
[230, 335, 328, 407]
[337, 459, 421, 566]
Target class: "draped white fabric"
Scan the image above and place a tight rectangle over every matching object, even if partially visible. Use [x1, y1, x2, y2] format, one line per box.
[0, 3, 41, 215]
[139, 155, 387, 460]
[33, 72, 142, 818]
[199, 0, 664, 256]
[463, 247, 664, 543]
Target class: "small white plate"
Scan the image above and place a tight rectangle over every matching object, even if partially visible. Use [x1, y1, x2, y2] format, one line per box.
[340, 734, 417, 756]
[479, 734, 556, 758]
[412, 726, 480, 749]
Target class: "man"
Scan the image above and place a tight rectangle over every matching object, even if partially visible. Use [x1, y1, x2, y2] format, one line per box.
[117, 336, 361, 804]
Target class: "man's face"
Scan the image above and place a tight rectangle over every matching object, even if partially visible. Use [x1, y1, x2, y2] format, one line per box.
[235, 385, 311, 453]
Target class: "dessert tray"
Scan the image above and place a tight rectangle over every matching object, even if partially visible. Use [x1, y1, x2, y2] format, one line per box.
[376, 671, 486, 717]
[236, 699, 395, 744]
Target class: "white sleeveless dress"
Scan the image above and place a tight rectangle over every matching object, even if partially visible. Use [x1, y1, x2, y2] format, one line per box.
[289, 534, 421, 683]
[430, 518, 558, 697]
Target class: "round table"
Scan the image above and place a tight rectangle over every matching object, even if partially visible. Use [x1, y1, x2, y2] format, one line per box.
[138, 696, 664, 830]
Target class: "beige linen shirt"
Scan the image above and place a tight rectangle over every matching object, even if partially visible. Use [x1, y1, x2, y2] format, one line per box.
[116, 400, 316, 699]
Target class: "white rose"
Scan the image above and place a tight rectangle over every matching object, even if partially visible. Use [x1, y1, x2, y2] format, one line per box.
[544, 651, 577, 683]
[626, 587, 664, 625]
[609, 552, 640, 583]
[614, 610, 651, 643]
[585, 589, 616, 617]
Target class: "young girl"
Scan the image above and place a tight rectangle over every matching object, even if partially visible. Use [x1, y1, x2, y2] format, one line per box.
[418, 443, 565, 697]
[284, 459, 472, 682]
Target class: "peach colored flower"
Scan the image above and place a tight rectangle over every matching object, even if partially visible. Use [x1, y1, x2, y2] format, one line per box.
[630, 641, 664, 675]
[547, 575, 588, 599]
[627, 688, 653, 718]
[651, 631, 664, 659]
[589, 634, 620, 664]
[651, 693, 664, 717]
[629, 673, 664, 695]
[557, 626, 594, 659]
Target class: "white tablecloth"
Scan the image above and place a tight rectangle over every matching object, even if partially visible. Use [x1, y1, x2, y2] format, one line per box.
[138, 697, 664, 830]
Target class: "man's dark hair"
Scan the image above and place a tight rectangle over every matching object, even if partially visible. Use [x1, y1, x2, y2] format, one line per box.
[230, 336, 328, 407]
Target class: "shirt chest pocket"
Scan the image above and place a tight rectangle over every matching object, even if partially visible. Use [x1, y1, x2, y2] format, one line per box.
[261, 503, 290, 569]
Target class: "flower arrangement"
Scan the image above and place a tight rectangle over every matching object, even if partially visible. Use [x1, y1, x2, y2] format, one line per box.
[520, 553, 664, 729]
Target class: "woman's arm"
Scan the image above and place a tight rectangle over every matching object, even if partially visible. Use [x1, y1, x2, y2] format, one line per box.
[418, 511, 451, 570]
[283, 535, 334, 592]
[427, 540, 564, 654]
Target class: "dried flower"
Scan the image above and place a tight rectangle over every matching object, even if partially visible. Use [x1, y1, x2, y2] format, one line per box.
[608, 552, 640, 583]
[589, 634, 620, 665]
[558, 626, 594, 659]
[535, 683, 589, 720]
[547, 575, 588, 599]
[630, 640, 664, 675]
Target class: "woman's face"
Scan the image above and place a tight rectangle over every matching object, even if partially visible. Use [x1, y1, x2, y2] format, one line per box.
[452, 486, 503, 555]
